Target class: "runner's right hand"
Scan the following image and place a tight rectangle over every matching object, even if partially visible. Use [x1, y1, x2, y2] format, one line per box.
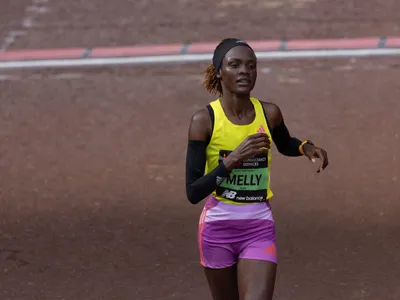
[223, 133, 271, 171]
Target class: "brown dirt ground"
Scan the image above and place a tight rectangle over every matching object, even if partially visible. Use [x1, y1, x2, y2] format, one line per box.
[1, 0, 400, 49]
[0, 0, 32, 49]
[1, 1, 400, 299]
[1, 57, 400, 299]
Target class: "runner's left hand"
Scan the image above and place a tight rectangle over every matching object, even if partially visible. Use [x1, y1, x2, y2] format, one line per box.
[303, 144, 329, 174]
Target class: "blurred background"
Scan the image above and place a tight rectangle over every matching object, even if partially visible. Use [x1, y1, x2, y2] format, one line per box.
[1, 0, 400, 299]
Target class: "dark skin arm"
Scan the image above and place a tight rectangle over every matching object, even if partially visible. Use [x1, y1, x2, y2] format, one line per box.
[261, 101, 329, 174]
[187, 107, 212, 144]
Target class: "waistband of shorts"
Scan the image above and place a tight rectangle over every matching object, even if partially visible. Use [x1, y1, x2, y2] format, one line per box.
[205, 195, 272, 213]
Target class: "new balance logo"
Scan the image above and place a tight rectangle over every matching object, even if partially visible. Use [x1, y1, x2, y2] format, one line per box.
[220, 190, 237, 200]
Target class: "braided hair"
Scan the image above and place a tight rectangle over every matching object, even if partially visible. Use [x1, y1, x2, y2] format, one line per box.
[203, 64, 222, 96]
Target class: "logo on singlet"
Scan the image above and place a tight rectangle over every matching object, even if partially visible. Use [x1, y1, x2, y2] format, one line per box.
[257, 125, 266, 133]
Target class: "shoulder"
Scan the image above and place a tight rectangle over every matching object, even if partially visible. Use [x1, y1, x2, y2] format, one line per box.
[190, 106, 212, 128]
[188, 106, 212, 141]
[258, 100, 283, 129]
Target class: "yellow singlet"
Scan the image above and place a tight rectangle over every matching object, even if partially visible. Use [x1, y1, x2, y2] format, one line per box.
[205, 97, 274, 205]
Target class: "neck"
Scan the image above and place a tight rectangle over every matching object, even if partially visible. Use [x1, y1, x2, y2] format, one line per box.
[220, 92, 252, 117]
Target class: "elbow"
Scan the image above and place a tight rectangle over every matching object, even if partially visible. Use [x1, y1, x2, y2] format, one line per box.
[187, 196, 202, 205]
[187, 195, 201, 205]
[186, 186, 202, 205]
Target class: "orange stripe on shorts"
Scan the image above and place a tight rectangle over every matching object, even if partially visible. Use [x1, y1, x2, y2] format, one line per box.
[198, 208, 209, 266]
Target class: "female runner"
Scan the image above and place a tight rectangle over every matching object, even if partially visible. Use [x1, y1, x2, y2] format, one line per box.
[185, 38, 329, 300]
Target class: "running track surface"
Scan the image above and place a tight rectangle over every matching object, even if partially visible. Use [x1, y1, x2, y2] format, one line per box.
[1, 1, 400, 299]
[1, 56, 400, 300]
[2, 0, 400, 50]
[1, 36, 400, 61]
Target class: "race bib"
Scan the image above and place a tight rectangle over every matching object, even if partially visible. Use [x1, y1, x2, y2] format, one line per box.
[216, 150, 269, 202]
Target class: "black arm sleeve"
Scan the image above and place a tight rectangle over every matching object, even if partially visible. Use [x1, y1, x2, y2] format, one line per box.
[271, 120, 303, 157]
[185, 140, 231, 204]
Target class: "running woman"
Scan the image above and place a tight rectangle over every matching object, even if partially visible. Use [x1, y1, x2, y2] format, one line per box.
[185, 38, 329, 300]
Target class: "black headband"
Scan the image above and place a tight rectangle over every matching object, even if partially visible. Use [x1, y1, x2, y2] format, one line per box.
[212, 38, 254, 74]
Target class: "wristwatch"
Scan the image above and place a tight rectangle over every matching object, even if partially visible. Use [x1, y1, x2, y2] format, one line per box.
[299, 140, 314, 155]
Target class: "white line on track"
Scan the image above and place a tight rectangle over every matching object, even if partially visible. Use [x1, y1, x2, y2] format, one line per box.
[0, 73, 84, 81]
[1, 48, 400, 70]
